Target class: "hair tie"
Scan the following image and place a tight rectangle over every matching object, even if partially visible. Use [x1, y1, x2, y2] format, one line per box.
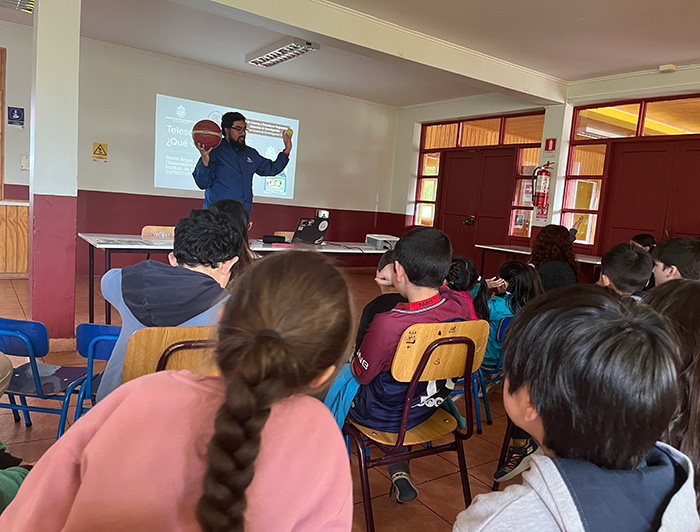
[477, 276, 482, 282]
[256, 329, 282, 341]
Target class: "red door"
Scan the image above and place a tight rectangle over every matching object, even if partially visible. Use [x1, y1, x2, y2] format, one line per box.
[668, 140, 700, 238]
[437, 148, 516, 260]
[600, 141, 675, 251]
[438, 151, 482, 258]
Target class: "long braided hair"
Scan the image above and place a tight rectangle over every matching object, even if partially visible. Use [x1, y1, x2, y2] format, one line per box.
[196, 251, 354, 531]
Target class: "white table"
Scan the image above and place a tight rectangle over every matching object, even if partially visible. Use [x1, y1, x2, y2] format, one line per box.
[78, 233, 384, 323]
[475, 243, 601, 272]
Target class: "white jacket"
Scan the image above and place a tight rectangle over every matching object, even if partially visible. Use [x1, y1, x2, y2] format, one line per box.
[454, 442, 699, 532]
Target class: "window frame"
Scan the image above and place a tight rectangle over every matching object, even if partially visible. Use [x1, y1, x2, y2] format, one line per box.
[415, 111, 545, 230]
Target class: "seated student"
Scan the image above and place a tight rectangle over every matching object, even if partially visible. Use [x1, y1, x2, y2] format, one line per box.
[630, 233, 657, 290]
[445, 256, 489, 321]
[0, 251, 354, 531]
[96, 209, 241, 401]
[350, 227, 473, 503]
[598, 242, 653, 298]
[354, 249, 407, 350]
[529, 224, 579, 291]
[483, 261, 543, 368]
[652, 237, 700, 286]
[645, 279, 700, 510]
[207, 199, 255, 285]
[454, 285, 699, 531]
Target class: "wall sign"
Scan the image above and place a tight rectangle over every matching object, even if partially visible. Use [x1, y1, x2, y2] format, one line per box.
[8, 107, 24, 127]
[93, 142, 108, 163]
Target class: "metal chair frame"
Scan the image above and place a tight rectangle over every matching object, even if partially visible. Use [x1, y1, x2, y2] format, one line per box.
[344, 335, 477, 532]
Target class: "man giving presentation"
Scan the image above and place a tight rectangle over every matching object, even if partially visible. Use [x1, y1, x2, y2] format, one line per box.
[193, 111, 292, 212]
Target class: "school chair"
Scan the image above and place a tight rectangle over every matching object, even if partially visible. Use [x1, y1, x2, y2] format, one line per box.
[476, 315, 513, 426]
[343, 320, 489, 532]
[73, 323, 121, 422]
[0, 317, 87, 439]
[491, 416, 515, 492]
[122, 325, 218, 383]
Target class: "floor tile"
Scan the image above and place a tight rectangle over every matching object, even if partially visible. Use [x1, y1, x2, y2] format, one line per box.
[352, 498, 452, 532]
[4, 437, 56, 463]
[416, 472, 492, 524]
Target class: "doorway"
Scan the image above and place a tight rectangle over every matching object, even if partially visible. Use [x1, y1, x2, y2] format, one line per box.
[600, 139, 700, 250]
[437, 147, 516, 260]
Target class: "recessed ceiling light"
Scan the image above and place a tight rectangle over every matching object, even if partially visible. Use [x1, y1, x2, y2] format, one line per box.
[245, 37, 320, 68]
[0, 0, 34, 13]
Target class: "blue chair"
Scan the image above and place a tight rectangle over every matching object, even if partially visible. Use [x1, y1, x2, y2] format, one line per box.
[0, 317, 88, 439]
[73, 323, 120, 422]
[476, 316, 513, 426]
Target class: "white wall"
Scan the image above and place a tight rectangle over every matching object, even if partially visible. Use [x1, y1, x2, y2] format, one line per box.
[390, 94, 543, 215]
[2, 22, 398, 212]
[1, 23, 32, 187]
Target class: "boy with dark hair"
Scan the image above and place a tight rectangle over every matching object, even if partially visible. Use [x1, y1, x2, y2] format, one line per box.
[454, 285, 699, 531]
[354, 249, 408, 350]
[598, 242, 653, 297]
[652, 237, 700, 286]
[97, 209, 241, 401]
[350, 227, 473, 502]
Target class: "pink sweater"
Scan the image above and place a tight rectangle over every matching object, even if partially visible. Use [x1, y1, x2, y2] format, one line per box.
[0, 371, 353, 531]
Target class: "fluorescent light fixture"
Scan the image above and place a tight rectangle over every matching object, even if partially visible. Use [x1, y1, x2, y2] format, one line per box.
[0, 0, 34, 13]
[246, 37, 320, 68]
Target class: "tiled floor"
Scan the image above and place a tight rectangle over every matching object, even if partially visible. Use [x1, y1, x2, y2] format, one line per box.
[0, 270, 515, 531]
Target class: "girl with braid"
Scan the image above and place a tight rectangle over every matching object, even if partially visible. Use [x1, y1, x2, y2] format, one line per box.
[0, 251, 355, 532]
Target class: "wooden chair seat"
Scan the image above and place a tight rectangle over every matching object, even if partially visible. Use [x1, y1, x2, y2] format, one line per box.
[141, 225, 174, 239]
[349, 408, 458, 446]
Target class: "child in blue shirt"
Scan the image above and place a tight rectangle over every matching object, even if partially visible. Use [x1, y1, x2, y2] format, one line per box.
[483, 261, 544, 367]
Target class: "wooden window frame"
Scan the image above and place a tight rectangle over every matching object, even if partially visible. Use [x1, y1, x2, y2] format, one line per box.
[416, 111, 545, 229]
[568, 93, 700, 251]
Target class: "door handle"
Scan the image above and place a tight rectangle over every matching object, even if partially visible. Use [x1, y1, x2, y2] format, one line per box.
[462, 215, 476, 226]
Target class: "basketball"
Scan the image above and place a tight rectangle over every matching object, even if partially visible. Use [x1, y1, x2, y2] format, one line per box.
[192, 120, 222, 150]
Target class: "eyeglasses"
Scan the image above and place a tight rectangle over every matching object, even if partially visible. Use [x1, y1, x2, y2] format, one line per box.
[230, 126, 248, 133]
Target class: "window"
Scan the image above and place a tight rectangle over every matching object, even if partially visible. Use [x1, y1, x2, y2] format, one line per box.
[504, 114, 545, 144]
[415, 153, 440, 226]
[417, 112, 545, 230]
[461, 118, 500, 147]
[569, 94, 700, 246]
[643, 97, 700, 136]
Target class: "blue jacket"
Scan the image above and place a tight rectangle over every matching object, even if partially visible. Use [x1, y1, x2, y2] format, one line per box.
[192, 140, 289, 211]
[97, 261, 229, 401]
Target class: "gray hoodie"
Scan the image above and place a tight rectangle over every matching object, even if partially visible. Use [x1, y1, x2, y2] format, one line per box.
[454, 442, 699, 532]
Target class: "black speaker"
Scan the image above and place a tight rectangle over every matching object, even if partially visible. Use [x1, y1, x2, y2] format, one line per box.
[262, 235, 287, 244]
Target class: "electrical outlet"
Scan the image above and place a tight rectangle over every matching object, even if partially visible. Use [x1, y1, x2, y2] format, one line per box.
[20, 155, 30, 170]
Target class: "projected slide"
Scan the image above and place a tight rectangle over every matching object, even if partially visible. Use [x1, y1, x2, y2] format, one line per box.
[154, 94, 299, 199]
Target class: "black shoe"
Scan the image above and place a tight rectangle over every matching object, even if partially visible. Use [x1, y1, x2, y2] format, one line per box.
[493, 438, 542, 482]
[389, 471, 419, 503]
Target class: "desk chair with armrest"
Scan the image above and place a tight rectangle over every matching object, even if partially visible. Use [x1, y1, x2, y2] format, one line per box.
[343, 320, 489, 532]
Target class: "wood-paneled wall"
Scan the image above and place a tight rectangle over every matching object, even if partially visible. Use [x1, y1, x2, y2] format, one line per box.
[0, 204, 29, 275]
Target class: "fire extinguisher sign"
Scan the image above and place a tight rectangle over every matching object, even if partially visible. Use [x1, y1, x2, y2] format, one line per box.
[544, 138, 557, 154]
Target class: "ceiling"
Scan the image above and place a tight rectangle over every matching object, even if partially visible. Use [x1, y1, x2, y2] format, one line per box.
[2, 0, 700, 107]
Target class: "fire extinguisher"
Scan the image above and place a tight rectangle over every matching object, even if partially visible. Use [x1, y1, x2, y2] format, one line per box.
[531, 162, 554, 208]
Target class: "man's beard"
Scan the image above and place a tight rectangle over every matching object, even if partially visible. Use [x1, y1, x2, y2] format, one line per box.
[228, 135, 246, 151]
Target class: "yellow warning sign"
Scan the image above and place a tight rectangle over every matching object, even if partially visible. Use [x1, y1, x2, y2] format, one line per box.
[93, 143, 108, 163]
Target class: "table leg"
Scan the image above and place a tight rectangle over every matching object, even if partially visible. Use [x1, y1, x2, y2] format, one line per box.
[105, 250, 112, 325]
[88, 244, 95, 323]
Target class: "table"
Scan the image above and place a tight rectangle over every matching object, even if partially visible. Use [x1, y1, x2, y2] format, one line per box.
[78, 233, 385, 323]
[475, 244, 601, 273]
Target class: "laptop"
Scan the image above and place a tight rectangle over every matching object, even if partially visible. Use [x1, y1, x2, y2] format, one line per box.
[292, 217, 329, 245]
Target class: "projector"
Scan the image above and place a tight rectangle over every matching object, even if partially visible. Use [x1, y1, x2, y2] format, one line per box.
[365, 234, 400, 250]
